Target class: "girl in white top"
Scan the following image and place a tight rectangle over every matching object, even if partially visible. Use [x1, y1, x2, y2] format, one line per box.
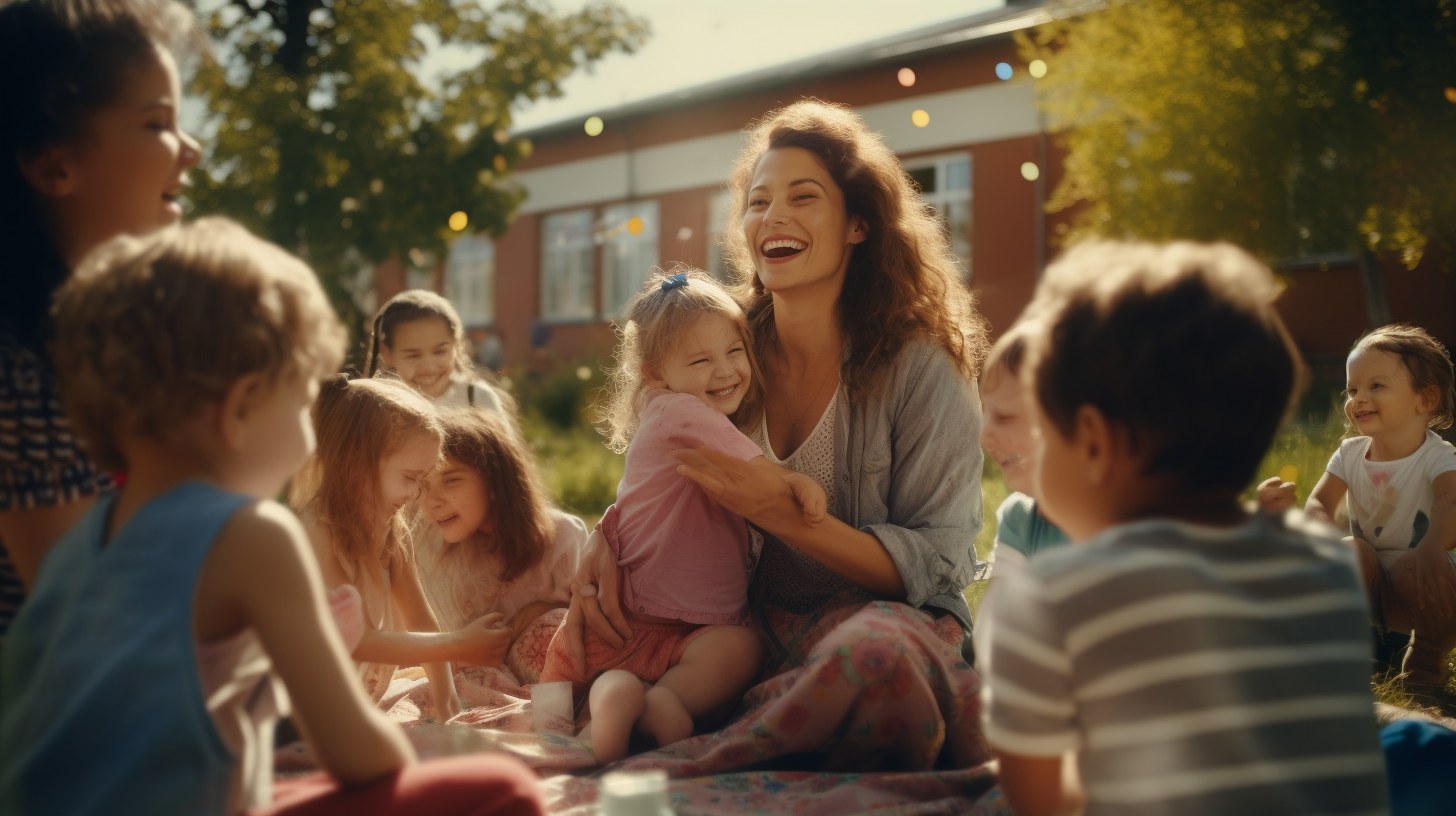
[417, 408, 588, 680]
[365, 289, 511, 414]
[291, 377, 513, 717]
[1261, 323, 1456, 699]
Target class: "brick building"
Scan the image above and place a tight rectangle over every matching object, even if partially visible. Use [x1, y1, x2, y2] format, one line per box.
[421, 0, 1456, 373]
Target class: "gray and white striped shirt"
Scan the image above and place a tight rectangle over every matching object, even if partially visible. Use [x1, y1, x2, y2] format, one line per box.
[980, 512, 1389, 816]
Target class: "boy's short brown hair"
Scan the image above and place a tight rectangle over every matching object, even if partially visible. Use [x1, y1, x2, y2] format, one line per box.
[53, 216, 346, 471]
[1028, 240, 1306, 494]
[1354, 324, 1455, 431]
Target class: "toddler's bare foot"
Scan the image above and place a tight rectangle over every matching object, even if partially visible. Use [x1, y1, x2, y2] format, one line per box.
[586, 670, 645, 764]
[639, 685, 693, 748]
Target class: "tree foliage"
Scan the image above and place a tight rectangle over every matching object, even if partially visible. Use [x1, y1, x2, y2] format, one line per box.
[190, 0, 648, 320]
[1021, 0, 1456, 324]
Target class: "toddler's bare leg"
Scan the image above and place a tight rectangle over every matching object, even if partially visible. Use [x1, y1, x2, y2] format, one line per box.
[583, 670, 645, 764]
[647, 625, 763, 743]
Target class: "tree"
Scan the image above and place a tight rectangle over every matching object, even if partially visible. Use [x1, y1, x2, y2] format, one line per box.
[190, 0, 648, 333]
[1021, 0, 1456, 327]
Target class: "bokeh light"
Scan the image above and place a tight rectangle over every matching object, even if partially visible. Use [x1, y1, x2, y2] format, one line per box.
[676, 226, 694, 242]
[493, 154, 507, 172]
[911, 109, 930, 128]
[1446, 87, 1456, 104]
[1278, 465, 1298, 484]
[995, 62, 1013, 80]
[1029, 59, 1047, 79]
[369, 179, 384, 194]
[449, 211, 468, 231]
[898, 67, 916, 87]
[584, 116, 605, 136]
[627, 216, 645, 235]
[1020, 162, 1040, 181]
[576, 366, 592, 381]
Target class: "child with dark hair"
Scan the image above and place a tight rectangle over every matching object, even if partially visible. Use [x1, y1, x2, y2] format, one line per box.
[1262, 323, 1456, 705]
[980, 241, 1387, 816]
[365, 290, 510, 414]
[0, 0, 202, 631]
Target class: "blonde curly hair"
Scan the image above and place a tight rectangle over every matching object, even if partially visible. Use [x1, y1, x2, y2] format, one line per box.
[52, 216, 346, 472]
[600, 268, 765, 453]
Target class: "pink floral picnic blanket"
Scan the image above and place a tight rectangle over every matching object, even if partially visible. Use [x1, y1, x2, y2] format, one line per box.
[276, 602, 1009, 816]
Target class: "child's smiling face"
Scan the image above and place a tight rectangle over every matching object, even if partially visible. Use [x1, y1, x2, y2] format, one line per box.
[980, 367, 1036, 495]
[424, 456, 492, 544]
[375, 432, 441, 518]
[644, 313, 753, 416]
[381, 317, 457, 398]
[1345, 346, 1437, 440]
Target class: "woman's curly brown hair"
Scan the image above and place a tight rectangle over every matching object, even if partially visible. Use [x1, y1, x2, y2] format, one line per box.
[723, 99, 990, 398]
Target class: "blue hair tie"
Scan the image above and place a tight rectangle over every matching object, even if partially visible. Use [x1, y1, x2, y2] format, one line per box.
[661, 273, 688, 292]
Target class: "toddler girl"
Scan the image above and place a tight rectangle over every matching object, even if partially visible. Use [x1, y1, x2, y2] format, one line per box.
[978, 322, 1069, 581]
[290, 376, 510, 719]
[1, 218, 542, 815]
[0, 0, 202, 626]
[539, 269, 825, 763]
[417, 409, 589, 683]
[1264, 324, 1456, 703]
[366, 290, 510, 414]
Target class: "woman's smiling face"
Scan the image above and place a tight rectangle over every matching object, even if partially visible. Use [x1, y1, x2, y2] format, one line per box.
[741, 147, 866, 297]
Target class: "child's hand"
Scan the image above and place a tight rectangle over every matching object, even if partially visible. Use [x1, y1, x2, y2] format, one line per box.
[1256, 476, 1296, 514]
[326, 584, 365, 653]
[454, 613, 513, 666]
[783, 472, 827, 526]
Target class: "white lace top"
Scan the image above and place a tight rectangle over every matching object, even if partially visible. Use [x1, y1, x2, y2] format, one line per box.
[748, 386, 871, 617]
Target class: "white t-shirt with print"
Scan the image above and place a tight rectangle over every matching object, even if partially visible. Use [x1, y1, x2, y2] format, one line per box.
[1327, 430, 1456, 569]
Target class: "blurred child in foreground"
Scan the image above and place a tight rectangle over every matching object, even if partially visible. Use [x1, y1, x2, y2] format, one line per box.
[979, 241, 1387, 816]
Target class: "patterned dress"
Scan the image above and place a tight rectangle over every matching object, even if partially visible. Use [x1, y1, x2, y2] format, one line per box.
[0, 332, 114, 636]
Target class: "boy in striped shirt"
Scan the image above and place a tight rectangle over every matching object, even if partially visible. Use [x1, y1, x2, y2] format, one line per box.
[980, 241, 1388, 816]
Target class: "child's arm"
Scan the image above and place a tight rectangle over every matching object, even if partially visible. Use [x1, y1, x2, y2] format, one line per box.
[759, 459, 826, 525]
[1390, 470, 1456, 619]
[391, 555, 465, 721]
[997, 751, 1085, 816]
[196, 502, 414, 785]
[304, 517, 513, 672]
[1304, 472, 1348, 527]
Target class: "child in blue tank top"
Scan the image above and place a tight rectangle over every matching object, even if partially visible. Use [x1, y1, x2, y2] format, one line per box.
[0, 218, 543, 816]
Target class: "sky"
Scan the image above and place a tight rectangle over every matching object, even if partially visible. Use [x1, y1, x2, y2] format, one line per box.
[418, 0, 1005, 133]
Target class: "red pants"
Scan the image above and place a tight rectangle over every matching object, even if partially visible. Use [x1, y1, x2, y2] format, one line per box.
[255, 755, 544, 816]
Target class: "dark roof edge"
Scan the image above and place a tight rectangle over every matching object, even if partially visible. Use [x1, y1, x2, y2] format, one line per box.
[514, 0, 1069, 141]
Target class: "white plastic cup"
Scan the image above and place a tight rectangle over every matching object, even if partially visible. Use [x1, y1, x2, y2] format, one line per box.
[530, 681, 574, 735]
[599, 770, 674, 816]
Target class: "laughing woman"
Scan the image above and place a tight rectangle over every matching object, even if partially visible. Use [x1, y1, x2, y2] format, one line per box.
[566, 99, 992, 771]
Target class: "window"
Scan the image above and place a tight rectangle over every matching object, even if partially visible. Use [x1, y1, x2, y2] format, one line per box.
[905, 154, 972, 279]
[706, 189, 733, 282]
[443, 233, 494, 327]
[541, 209, 595, 322]
[600, 200, 660, 317]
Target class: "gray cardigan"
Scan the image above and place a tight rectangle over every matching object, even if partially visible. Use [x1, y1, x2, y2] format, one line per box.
[753, 339, 985, 636]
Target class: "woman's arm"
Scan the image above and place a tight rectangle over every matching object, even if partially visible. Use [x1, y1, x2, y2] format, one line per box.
[673, 450, 905, 595]
[198, 502, 414, 786]
[1304, 472, 1348, 526]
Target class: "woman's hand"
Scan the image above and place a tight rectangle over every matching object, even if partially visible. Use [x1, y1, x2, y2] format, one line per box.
[673, 449, 801, 533]
[563, 527, 632, 675]
[453, 613, 514, 666]
[1256, 476, 1296, 514]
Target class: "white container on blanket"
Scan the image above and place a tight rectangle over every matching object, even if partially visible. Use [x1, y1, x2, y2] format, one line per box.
[598, 770, 675, 816]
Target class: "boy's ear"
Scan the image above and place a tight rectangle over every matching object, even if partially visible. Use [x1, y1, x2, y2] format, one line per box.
[1074, 405, 1117, 487]
[641, 363, 668, 390]
[218, 372, 268, 451]
[16, 145, 83, 198]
